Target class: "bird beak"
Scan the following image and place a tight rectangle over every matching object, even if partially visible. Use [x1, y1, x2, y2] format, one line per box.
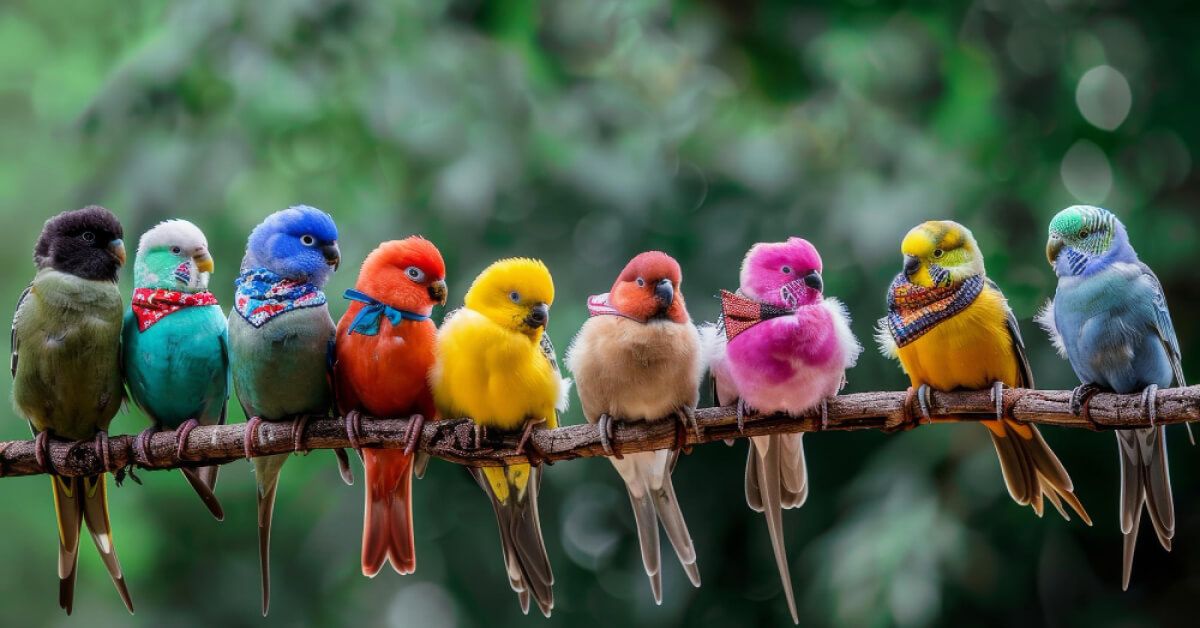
[803, 270, 823, 293]
[195, 251, 214, 274]
[322, 243, 341, 271]
[1046, 235, 1064, 267]
[653, 279, 674, 310]
[524, 303, 549, 329]
[109, 239, 126, 266]
[428, 280, 448, 306]
[903, 254, 920, 276]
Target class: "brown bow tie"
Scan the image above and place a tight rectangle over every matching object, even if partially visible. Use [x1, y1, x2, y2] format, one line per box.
[720, 290, 793, 342]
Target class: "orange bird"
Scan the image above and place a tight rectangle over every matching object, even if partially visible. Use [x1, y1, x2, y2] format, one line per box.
[333, 237, 448, 576]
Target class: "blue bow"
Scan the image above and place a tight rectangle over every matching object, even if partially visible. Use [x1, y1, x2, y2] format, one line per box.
[343, 289, 429, 336]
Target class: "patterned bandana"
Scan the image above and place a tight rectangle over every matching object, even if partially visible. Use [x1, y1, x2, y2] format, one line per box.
[719, 290, 794, 342]
[343, 289, 429, 336]
[885, 274, 984, 347]
[131, 288, 219, 332]
[233, 268, 327, 328]
[586, 292, 641, 322]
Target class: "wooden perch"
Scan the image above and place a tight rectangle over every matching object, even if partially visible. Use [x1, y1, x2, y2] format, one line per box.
[1, 386, 1197, 478]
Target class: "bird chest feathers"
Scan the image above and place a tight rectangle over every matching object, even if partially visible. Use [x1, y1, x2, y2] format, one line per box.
[895, 287, 1020, 390]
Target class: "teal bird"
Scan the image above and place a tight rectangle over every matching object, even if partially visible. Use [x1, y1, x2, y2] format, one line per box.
[122, 219, 228, 520]
[228, 206, 341, 615]
[10, 206, 134, 614]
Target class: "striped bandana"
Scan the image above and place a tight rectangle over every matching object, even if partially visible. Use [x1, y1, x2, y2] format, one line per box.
[719, 290, 793, 342]
[234, 268, 327, 328]
[131, 288, 219, 332]
[886, 274, 984, 347]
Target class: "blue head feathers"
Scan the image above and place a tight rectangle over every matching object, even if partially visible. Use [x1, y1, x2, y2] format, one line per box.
[1046, 205, 1138, 277]
[242, 205, 340, 286]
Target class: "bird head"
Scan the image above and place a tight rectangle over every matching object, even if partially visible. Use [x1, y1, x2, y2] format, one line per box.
[899, 221, 985, 287]
[244, 205, 340, 286]
[355, 236, 448, 316]
[33, 205, 126, 282]
[133, 219, 214, 292]
[1046, 205, 1134, 277]
[607, 251, 688, 323]
[464, 257, 555, 338]
[739, 237, 824, 308]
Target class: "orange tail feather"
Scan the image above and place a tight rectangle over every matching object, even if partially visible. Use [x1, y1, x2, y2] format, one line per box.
[362, 449, 416, 577]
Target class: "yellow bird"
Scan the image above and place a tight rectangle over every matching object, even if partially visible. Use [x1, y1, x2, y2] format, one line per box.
[876, 221, 1091, 522]
[430, 257, 569, 617]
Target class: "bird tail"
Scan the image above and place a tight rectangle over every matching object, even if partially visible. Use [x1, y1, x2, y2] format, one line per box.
[1117, 427, 1174, 590]
[471, 463, 554, 617]
[611, 449, 700, 604]
[745, 433, 806, 625]
[179, 467, 224, 520]
[361, 448, 416, 577]
[52, 475, 134, 615]
[985, 419, 1091, 525]
[253, 454, 288, 616]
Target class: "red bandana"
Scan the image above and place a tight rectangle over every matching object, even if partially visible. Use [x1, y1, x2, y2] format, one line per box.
[720, 290, 793, 342]
[131, 288, 219, 332]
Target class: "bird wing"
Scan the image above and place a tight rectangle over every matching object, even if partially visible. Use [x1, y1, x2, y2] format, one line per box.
[539, 331, 560, 374]
[1138, 263, 1186, 387]
[10, 283, 30, 379]
[988, 279, 1035, 389]
[540, 330, 572, 413]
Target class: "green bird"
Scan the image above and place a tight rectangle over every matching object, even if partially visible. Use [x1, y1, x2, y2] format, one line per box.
[122, 219, 228, 520]
[10, 206, 134, 614]
[228, 206, 341, 615]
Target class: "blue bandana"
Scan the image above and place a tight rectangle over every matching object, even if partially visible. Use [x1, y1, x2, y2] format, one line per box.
[234, 268, 327, 328]
[343, 289, 430, 336]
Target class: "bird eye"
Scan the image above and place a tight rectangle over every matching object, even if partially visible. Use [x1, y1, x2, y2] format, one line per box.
[300, 235, 316, 246]
[1078, 230, 1090, 239]
[933, 249, 944, 259]
[81, 232, 96, 242]
[636, 277, 645, 287]
[170, 246, 182, 255]
[509, 291, 521, 303]
[405, 266, 425, 282]
[780, 265, 793, 275]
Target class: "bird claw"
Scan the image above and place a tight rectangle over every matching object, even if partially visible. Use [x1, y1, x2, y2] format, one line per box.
[917, 385, 933, 423]
[736, 398, 751, 433]
[678, 406, 701, 440]
[93, 430, 112, 473]
[403, 414, 425, 456]
[516, 418, 549, 466]
[820, 398, 831, 430]
[34, 430, 55, 475]
[134, 425, 159, 464]
[243, 416, 263, 460]
[291, 416, 309, 453]
[1069, 383, 1103, 417]
[597, 414, 621, 459]
[344, 410, 364, 461]
[175, 419, 200, 461]
[990, 382, 1006, 420]
[1142, 384, 1159, 427]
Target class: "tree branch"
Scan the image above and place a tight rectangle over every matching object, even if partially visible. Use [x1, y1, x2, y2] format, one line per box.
[2, 386, 1197, 478]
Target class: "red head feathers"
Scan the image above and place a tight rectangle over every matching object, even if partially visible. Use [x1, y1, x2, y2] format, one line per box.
[354, 237, 447, 317]
[590, 251, 688, 324]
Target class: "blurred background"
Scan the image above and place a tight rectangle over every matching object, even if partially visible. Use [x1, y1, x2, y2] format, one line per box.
[1, 0, 1197, 626]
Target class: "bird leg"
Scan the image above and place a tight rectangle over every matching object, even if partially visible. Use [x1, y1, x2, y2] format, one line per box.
[990, 382, 1006, 420]
[343, 410, 364, 461]
[243, 416, 263, 460]
[92, 430, 112, 473]
[516, 418, 550, 466]
[34, 429, 55, 475]
[1068, 383, 1105, 418]
[134, 425, 159, 465]
[473, 423, 486, 450]
[736, 398, 753, 433]
[917, 384, 934, 423]
[403, 414, 426, 456]
[820, 398, 831, 430]
[672, 414, 692, 455]
[175, 419, 200, 461]
[291, 416, 309, 453]
[1142, 384, 1159, 427]
[678, 405, 701, 440]
[597, 414, 622, 459]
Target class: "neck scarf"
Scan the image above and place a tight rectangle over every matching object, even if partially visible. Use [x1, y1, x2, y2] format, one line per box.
[886, 274, 984, 347]
[131, 288, 218, 332]
[719, 289, 793, 342]
[343, 289, 429, 336]
[233, 268, 327, 328]
[586, 292, 641, 322]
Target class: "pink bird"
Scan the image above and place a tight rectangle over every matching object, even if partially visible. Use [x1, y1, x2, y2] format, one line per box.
[709, 237, 862, 624]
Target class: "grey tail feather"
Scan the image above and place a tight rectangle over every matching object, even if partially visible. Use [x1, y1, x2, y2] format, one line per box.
[471, 466, 554, 617]
[754, 437, 800, 624]
[1117, 427, 1174, 589]
[626, 488, 662, 604]
[52, 476, 82, 615]
[180, 467, 224, 520]
[649, 464, 700, 587]
[989, 421, 1091, 524]
[79, 475, 134, 613]
[254, 454, 288, 617]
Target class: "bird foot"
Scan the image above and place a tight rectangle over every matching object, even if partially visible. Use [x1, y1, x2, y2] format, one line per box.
[175, 419, 200, 461]
[33, 430, 55, 475]
[990, 382, 1006, 419]
[403, 414, 426, 456]
[134, 425, 159, 465]
[917, 384, 934, 423]
[678, 405, 701, 440]
[1069, 383, 1104, 417]
[820, 398, 831, 430]
[243, 416, 263, 460]
[597, 414, 622, 459]
[291, 415, 309, 453]
[736, 398, 752, 433]
[92, 430, 112, 473]
[672, 414, 692, 455]
[343, 410, 365, 461]
[516, 418, 550, 466]
[1142, 384, 1159, 427]
[473, 424, 487, 450]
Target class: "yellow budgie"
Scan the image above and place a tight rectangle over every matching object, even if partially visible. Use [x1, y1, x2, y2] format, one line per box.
[430, 257, 569, 617]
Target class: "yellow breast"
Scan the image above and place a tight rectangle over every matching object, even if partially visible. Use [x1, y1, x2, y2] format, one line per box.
[895, 286, 1021, 391]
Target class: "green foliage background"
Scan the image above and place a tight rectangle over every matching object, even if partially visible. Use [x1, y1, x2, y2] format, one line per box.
[1, 1, 1197, 626]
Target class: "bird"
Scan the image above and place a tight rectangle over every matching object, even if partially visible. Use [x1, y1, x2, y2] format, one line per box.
[10, 205, 134, 614]
[430, 257, 569, 617]
[877, 220, 1091, 523]
[1038, 204, 1187, 589]
[122, 219, 227, 520]
[333, 237, 448, 577]
[565, 251, 707, 604]
[708, 237, 862, 624]
[227, 205, 341, 615]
